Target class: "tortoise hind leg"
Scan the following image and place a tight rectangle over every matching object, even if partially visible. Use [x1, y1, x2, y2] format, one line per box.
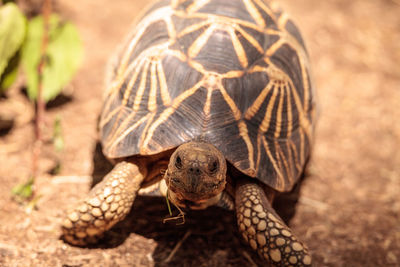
[62, 161, 145, 246]
[235, 181, 311, 266]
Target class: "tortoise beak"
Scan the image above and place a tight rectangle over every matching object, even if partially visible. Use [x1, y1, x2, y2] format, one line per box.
[186, 162, 202, 192]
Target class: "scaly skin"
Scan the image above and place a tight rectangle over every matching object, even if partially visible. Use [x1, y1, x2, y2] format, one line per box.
[236, 181, 312, 266]
[62, 161, 145, 246]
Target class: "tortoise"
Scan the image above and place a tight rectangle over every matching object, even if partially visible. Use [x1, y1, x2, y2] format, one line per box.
[62, 0, 315, 265]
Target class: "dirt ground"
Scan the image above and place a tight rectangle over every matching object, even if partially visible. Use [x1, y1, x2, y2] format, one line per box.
[0, 0, 399, 266]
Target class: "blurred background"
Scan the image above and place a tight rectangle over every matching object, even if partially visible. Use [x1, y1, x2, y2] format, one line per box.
[0, 0, 399, 266]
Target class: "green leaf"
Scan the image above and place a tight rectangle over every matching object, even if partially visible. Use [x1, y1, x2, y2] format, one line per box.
[0, 50, 20, 92]
[22, 14, 83, 102]
[11, 177, 34, 203]
[0, 3, 26, 80]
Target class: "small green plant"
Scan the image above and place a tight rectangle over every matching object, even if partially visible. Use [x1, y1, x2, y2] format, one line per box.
[11, 177, 42, 211]
[1, 1, 83, 205]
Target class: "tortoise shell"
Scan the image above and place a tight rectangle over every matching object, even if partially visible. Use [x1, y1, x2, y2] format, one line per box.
[99, 0, 315, 192]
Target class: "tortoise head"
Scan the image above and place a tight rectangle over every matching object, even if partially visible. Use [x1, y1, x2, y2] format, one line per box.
[164, 141, 227, 209]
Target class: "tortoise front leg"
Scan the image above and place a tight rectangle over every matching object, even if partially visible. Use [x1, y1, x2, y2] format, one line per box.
[235, 181, 311, 266]
[62, 161, 145, 246]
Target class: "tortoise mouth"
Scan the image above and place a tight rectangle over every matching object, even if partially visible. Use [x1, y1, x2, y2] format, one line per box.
[167, 187, 224, 210]
[169, 183, 224, 202]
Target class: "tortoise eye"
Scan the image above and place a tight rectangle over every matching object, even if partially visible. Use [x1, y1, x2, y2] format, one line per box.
[209, 160, 219, 174]
[175, 155, 183, 169]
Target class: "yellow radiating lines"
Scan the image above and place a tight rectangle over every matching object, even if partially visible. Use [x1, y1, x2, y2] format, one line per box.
[274, 82, 285, 138]
[122, 58, 146, 107]
[285, 83, 293, 136]
[217, 82, 242, 121]
[114, 26, 147, 86]
[259, 85, 278, 133]
[99, 106, 121, 129]
[259, 59, 312, 142]
[235, 25, 264, 54]
[262, 136, 283, 189]
[273, 140, 284, 181]
[165, 15, 177, 40]
[228, 28, 248, 68]
[275, 140, 290, 183]
[106, 8, 176, 99]
[106, 108, 138, 148]
[217, 81, 255, 173]
[156, 61, 172, 106]
[102, 40, 176, 139]
[133, 60, 151, 111]
[248, 64, 267, 73]
[115, 7, 171, 81]
[168, 49, 187, 62]
[244, 81, 274, 120]
[178, 20, 211, 37]
[148, 62, 158, 112]
[243, 0, 266, 28]
[108, 113, 151, 153]
[289, 139, 301, 171]
[277, 12, 289, 30]
[263, 20, 313, 138]
[285, 139, 295, 179]
[221, 70, 244, 79]
[186, 0, 211, 14]
[265, 37, 284, 57]
[108, 5, 177, 101]
[244, 64, 291, 132]
[102, 54, 143, 113]
[286, 77, 312, 140]
[188, 58, 208, 73]
[301, 57, 310, 113]
[238, 120, 255, 173]
[102, 57, 146, 139]
[271, 24, 312, 117]
[203, 86, 213, 116]
[141, 79, 205, 151]
[278, 30, 312, 116]
[252, 0, 276, 20]
[188, 25, 216, 58]
[138, 112, 157, 150]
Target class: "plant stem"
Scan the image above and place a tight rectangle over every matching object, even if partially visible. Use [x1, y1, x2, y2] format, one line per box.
[32, 0, 52, 177]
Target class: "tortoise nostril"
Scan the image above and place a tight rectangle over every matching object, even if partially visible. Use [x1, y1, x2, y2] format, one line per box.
[189, 167, 199, 173]
[188, 165, 201, 175]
